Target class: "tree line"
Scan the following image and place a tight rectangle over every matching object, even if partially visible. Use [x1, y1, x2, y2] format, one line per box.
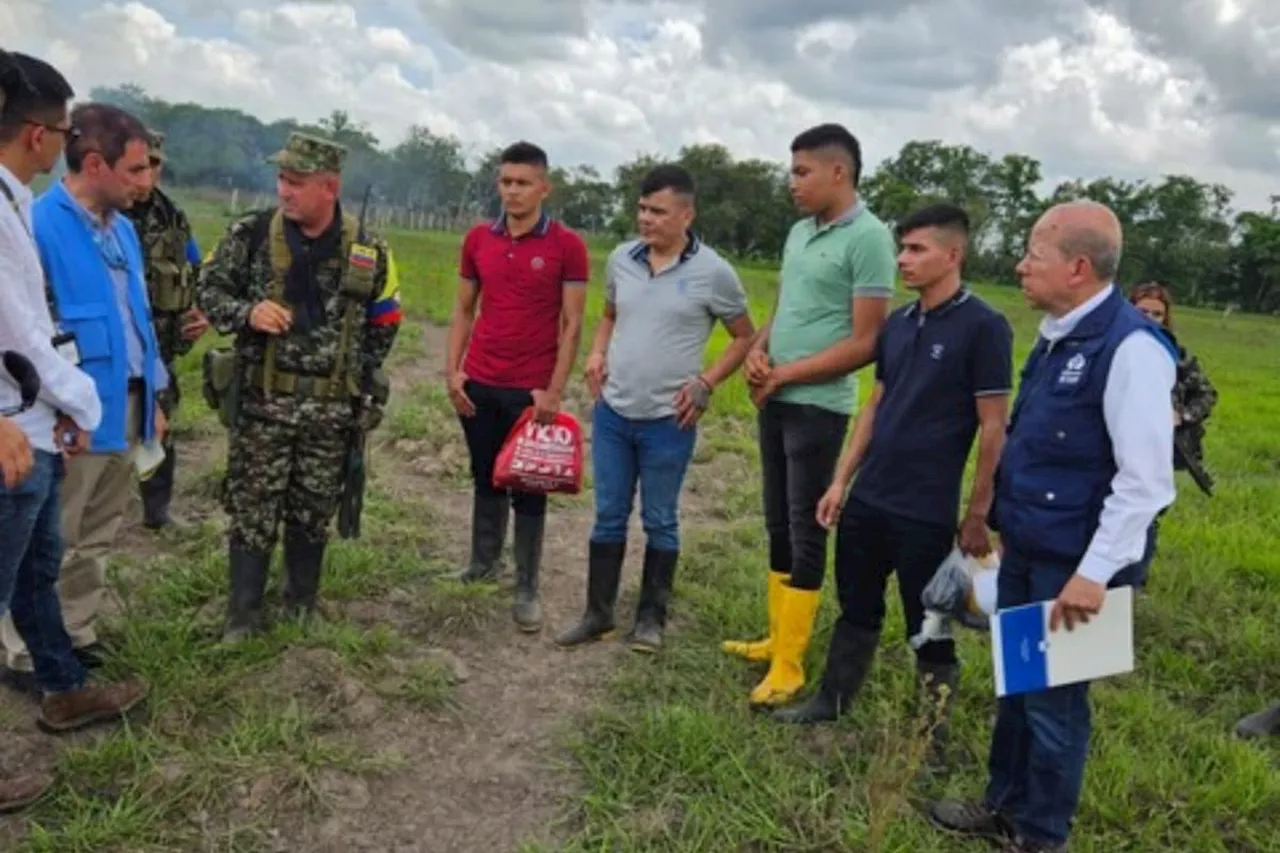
[92, 84, 1280, 314]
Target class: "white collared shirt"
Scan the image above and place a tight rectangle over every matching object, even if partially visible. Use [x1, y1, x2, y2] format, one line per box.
[0, 164, 102, 453]
[1038, 284, 1177, 585]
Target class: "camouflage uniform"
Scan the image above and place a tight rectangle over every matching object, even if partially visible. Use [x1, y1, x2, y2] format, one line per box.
[196, 132, 401, 639]
[1173, 346, 1217, 467]
[124, 129, 199, 528]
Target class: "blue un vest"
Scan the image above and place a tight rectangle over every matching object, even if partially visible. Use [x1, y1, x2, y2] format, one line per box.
[990, 286, 1177, 563]
[33, 181, 162, 453]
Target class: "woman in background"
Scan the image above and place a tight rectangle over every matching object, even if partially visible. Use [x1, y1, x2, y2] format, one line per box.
[1127, 282, 1218, 588]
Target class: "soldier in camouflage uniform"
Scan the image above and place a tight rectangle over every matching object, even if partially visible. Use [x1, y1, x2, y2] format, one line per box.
[124, 129, 209, 529]
[1128, 282, 1218, 588]
[196, 132, 402, 641]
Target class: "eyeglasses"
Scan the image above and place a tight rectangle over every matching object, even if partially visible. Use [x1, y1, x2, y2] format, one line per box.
[24, 120, 81, 139]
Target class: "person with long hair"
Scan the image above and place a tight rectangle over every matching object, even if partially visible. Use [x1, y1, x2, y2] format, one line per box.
[1127, 282, 1218, 587]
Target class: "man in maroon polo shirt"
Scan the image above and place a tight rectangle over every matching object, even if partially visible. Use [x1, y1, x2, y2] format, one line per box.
[445, 141, 589, 633]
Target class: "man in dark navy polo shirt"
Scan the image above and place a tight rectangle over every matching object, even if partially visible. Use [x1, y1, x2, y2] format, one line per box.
[773, 203, 1013, 769]
[445, 141, 590, 633]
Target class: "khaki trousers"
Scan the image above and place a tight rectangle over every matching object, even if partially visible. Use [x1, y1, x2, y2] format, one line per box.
[1, 391, 142, 672]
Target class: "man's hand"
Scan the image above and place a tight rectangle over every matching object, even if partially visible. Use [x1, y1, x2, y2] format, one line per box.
[531, 389, 561, 425]
[750, 373, 782, 409]
[447, 371, 476, 417]
[744, 348, 771, 386]
[815, 482, 846, 530]
[957, 513, 993, 558]
[249, 300, 292, 335]
[584, 352, 608, 400]
[673, 376, 712, 429]
[55, 414, 90, 457]
[181, 307, 210, 341]
[154, 405, 169, 443]
[1049, 574, 1107, 632]
[0, 418, 34, 489]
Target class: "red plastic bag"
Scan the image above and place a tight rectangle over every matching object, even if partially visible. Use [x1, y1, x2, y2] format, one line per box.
[492, 407, 584, 495]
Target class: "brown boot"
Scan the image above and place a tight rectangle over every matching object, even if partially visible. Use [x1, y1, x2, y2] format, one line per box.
[37, 677, 148, 734]
[0, 772, 53, 813]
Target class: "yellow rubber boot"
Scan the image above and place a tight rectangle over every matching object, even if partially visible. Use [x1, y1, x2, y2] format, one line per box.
[748, 585, 821, 707]
[721, 571, 788, 661]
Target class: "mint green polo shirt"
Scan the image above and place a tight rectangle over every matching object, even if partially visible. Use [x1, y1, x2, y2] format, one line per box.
[769, 200, 897, 414]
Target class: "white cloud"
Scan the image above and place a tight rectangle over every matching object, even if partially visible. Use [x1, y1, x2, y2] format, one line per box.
[4, 0, 1277, 212]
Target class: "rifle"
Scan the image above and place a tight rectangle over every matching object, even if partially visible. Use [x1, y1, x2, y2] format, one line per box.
[337, 184, 376, 539]
[1174, 429, 1214, 497]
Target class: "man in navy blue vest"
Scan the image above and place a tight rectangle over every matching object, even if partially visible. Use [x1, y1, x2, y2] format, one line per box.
[928, 201, 1177, 853]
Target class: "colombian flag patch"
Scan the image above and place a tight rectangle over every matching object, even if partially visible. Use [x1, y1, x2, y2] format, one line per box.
[349, 243, 378, 269]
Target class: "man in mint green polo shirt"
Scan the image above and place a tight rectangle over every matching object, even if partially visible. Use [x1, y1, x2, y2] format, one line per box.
[722, 123, 896, 707]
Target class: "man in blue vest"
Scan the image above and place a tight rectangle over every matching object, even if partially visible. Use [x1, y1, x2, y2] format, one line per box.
[1, 102, 168, 685]
[927, 201, 1177, 853]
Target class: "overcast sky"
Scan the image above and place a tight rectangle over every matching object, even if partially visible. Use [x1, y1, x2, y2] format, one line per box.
[6, 0, 1278, 212]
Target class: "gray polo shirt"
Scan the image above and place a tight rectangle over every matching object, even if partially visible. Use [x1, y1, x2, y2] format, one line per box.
[603, 236, 749, 420]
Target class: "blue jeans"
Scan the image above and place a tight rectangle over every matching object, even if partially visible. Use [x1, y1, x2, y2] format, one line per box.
[0, 450, 86, 694]
[983, 548, 1137, 847]
[590, 400, 697, 552]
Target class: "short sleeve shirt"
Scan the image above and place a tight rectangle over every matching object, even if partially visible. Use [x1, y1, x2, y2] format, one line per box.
[851, 288, 1014, 528]
[603, 237, 749, 420]
[460, 213, 590, 391]
[768, 200, 897, 415]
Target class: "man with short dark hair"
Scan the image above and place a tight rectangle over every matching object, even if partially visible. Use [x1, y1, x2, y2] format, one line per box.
[125, 129, 208, 530]
[1, 99, 169, 683]
[929, 201, 1178, 853]
[723, 123, 896, 707]
[771, 203, 1013, 772]
[555, 164, 755, 653]
[0, 50, 148, 810]
[446, 140, 589, 632]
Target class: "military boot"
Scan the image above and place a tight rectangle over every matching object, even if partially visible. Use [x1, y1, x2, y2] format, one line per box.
[916, 659, 960, 775]
[512, 513, 545, 633]
[223, 545, 271, 642]
[452, 491, 509, 583]
[555, 541, 625, 647]
[774, 623, 879, 724]
[627, 547, 678, 653]
[140, 444, 188, 530]
[1235, 701, 1280, 740]
[282, 527, 326, 621]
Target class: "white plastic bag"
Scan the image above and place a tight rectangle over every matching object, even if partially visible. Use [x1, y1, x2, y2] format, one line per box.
[909, 547, 1000, 649]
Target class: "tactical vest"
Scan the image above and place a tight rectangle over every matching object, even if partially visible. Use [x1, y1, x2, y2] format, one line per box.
[989, 287, 1177, 563]
[144, 204, 195, 314]
[249, 208, 379, 401]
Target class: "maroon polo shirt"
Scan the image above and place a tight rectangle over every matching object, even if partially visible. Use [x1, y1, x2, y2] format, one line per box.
[460, 213, 590, 390]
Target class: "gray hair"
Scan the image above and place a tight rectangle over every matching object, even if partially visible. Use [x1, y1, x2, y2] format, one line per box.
[1058, 228, 1121, 281]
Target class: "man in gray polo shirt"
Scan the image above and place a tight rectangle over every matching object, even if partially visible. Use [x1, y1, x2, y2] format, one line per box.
[555, 164, 755, 653]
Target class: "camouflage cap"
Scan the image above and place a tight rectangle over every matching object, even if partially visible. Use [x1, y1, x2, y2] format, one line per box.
[146, 129, 166, 162]
[267, 131, 347, 174]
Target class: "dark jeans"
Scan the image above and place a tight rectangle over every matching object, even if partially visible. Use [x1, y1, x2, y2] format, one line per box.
[459, 380, 546, 517]
[983, 547, 1136, 847]
[758, 400, 849, 590]
[589, 399, 697, 552]
[0, 451, 86, 694]
[1129, 516, 1160, 589]
[834, 497, 957, 665]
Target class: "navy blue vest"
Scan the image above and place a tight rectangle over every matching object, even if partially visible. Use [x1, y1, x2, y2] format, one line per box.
[990, 287, 1177, 563]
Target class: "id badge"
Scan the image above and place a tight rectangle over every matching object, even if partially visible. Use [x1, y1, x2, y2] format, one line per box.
[52, 332, 80, 365]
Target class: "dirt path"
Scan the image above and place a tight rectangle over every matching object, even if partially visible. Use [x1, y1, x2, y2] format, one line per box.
[1, 319, 702, 853]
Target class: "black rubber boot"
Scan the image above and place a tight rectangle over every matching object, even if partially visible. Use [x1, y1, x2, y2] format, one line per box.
[512, 513, 545, 633]
[453, 491, 509, 583]
[916, 659, 960, 775]
[1235, 701, 1280, 740]
[140, 440, 179, 529]
[282, 527, 326, 621]
[555, 541, 625, 647]
[223, 545, 271, 642]
[627, 547, 678, 653]
[773, 623, 879, 724]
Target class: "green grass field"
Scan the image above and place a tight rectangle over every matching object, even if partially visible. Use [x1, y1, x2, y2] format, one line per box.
[3, 194, 1277, 853]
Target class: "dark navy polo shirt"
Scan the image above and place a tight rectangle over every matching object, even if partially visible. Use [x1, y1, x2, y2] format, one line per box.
[850, 287, 1014, 529]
